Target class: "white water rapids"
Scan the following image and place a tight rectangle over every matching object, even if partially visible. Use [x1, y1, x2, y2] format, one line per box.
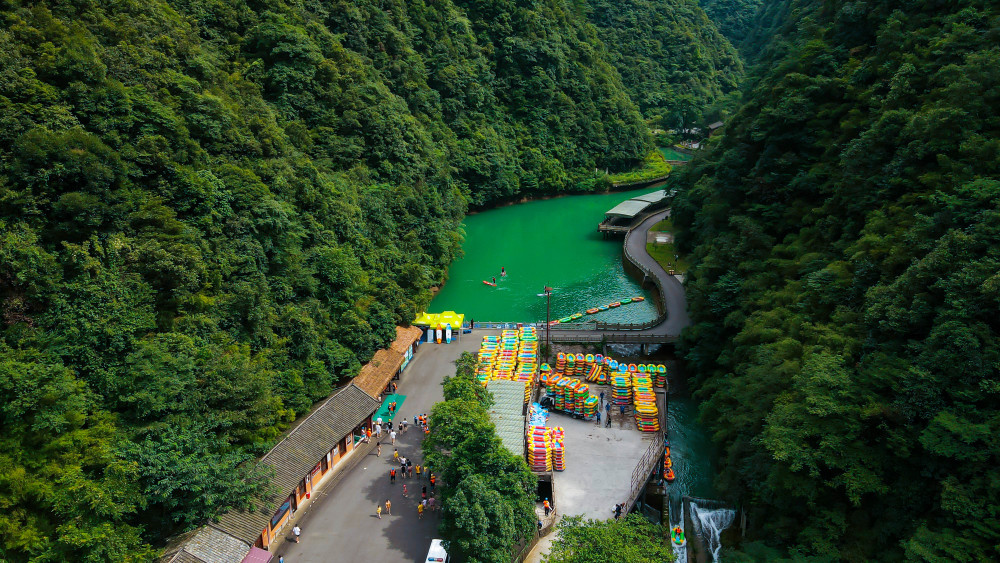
[690, 501, 736, 561]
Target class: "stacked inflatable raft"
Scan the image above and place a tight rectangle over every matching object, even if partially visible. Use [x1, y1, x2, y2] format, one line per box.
[632, 374, 660, 432]
[527, 425, 565, 472]
[476, 329, 539, 403]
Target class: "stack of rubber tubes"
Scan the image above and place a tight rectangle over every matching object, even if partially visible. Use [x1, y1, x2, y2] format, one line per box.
[555, 352, 567, 372]
[612, 371, 632, 406]
[477, 337, 499, 385]
[633, 374, 659, 432]
[565, 354, 575, 377]
[573, 382, 589, 416]
[654, 364, 667, 387]
[583, 395, 599, 418]
[527, 425, 553, 471]
[554, 378, 570, 411]
[550, 427, 566, 471]
[575, 354, 586, 376]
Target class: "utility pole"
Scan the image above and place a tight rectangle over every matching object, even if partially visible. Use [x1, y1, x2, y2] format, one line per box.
[544, 286, 553, 360]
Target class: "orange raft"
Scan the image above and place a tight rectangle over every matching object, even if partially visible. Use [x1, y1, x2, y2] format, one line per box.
[665, 468, 676, 482]
[586, 308, 600, 314]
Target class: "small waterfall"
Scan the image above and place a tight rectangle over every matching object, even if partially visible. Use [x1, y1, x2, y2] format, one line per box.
[607, 343, 662, 356]
[690, 500, 735, 561]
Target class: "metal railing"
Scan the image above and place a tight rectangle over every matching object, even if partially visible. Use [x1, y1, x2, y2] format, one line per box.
[547, 332, 679, 344]
[624, 430, 665, 512]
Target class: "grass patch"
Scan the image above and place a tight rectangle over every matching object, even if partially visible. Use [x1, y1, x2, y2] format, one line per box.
[607, 150, 671, 185]
[646, 218, 688, 273]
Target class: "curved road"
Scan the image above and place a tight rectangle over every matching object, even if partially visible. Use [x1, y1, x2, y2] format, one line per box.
[549, 209, 690, 342]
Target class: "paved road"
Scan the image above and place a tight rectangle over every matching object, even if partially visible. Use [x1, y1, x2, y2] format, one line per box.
[549, 209, 691, 343]
[273, 333, 492, 562]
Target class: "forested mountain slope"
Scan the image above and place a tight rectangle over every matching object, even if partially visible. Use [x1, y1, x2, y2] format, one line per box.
[586, 0, 743, 128]
[0, 0, 646, 559]
[697, 0, 762, 49]
[671, 0, 1000, 560]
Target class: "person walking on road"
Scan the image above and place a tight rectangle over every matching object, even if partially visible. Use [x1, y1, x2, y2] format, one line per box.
[403, 484, 408, 497]
[418, 503, 424, 519]
[390, 468, 396, 484]
[543, 499, 551, 517]
[415, 464, 421, 477]
[428, 496, 435, 512]
[385, 499, 392, 516]
[377, 504, 382, 519]
[429, 473, 436, 491]
[407, 460, 413, 478]
[393, 448, 399, 462]
[390, 429, 397, 444]
[292, 525, 301, 543]
[599, 391, 605, 409]
[606, 412, 612, 428]
[596, 411, 601, 426]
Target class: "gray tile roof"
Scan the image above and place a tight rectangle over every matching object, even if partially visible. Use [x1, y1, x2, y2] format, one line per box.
[487, 380, 526, 457]
[214, 384, 380, 544]
[161, 526, 250, 563]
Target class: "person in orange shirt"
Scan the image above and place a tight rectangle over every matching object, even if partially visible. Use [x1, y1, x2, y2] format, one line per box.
[543, 499, 551, 516]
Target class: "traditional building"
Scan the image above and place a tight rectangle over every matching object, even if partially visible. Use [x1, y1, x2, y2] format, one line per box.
[162, 384, 380, 563]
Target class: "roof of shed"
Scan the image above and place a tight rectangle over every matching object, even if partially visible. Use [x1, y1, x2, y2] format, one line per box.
[353, 348, 405, 397]
[214, 384, 379, 543]
[631, 189, 667, 204]
[605, 200, 651, 219]
[487, 380, 526, 457]
[161, 526, 250, 563]
[390, 326, 423, 354]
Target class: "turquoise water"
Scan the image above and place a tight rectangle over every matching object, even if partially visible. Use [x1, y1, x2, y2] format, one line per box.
[429, 190, 660, 323]
[659, 147, 693, 161]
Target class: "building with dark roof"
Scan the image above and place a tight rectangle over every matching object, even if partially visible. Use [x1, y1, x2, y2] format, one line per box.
[162, 383, 380, 562]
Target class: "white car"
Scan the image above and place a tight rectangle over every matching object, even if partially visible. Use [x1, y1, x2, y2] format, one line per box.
[425, 538, 450, 562]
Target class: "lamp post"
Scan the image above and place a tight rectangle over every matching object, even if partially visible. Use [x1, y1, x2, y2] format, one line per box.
[539, 286, 553, 360]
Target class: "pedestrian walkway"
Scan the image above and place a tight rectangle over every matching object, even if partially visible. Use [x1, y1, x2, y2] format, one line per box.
[272, 331, 496, 562]
[374, 393, 406, 422]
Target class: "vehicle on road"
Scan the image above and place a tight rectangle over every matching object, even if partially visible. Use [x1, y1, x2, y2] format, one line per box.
[426, 538, 450, 562]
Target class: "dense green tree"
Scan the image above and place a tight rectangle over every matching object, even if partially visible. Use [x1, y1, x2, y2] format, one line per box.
[671, 0, 1000, 560]
[425, 352, 536, 563]
[544, 514, 674, 563]
[0, 0, 648, 559]
[586, 0, 744, 127]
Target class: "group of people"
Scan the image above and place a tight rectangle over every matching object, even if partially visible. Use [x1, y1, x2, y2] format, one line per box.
[594, 392, 624, 427]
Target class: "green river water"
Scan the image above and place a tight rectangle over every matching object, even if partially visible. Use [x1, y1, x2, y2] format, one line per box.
[429, 189, 718, 506]
[429, 189, 659, 323]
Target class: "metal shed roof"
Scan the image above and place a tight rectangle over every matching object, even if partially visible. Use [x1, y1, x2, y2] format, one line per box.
[632, 189, 667, 204]
[487, 380, 526, 457]
[605, 200, 650, 219]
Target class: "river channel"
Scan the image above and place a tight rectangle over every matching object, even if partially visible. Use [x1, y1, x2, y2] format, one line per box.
[430, 189, 659, 323]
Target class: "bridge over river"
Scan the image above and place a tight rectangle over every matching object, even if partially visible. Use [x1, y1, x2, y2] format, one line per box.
[546, 209, 690, 345]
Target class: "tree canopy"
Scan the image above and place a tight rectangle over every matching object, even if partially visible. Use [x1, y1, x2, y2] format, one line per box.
[670, 0, 1000, 560]
[544, 514, 675, 563]
[0, 0, 650, 559]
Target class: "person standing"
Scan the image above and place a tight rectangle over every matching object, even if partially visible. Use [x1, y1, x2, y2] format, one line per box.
[415, 464, 422, 478]
[407, 459, 414, 478]
[596, 411, 601, 426]
[606, 412, 612, 428]
[385, 499, 392, 516]
[366, 427, 372, 442]
[377, 442, 381, 457]
[429, 473, 436, 491]
[292, 524, 301, 543]
[417, 502, 424, 519]
[543, 499, 551, 517]
[428, 496, 435, 512]
[599, 391, 605, 409]
[390, 468, 396, 484]
[390, 429, 397, 444]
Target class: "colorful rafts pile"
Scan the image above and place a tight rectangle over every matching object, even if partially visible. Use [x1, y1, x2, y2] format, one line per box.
[476, 327, 539, 403]
[539, 353, 667, 433]
[551, 296, 646, 324]
[527, 403, 566, 471]
[633, 373, 659, 432]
